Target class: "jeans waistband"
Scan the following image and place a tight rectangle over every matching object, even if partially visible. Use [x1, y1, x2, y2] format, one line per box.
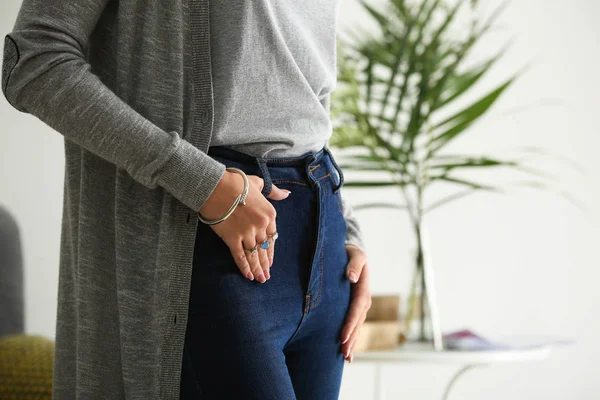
[207, 145, 344, 197]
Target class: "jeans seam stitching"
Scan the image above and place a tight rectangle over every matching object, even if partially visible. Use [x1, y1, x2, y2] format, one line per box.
[308, 244, 325, 310]
[304, 293, 311, 314]
[259, 158, 307, 163]
[315, 172, 332, 183]
[270, 179, 309, 186]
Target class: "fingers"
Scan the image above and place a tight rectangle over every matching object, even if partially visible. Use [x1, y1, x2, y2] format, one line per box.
[228, 240, 254, 281]
[242, 234, 266, 283]
[345, 246, 368, 283]
[248, 174, 265, 193]
[340, 292, 370, 364]
[266, 182, 291, 201]
[340, 290, 370, 346]
[257, 234, 270, 280]
[224, 234, 270, 284]
[341, 258, 372, 343]
[256, 202, 277, 279]
[266, 216, 277, 268]
[343, 313, 366, 362]
[214, 175, 286, 284]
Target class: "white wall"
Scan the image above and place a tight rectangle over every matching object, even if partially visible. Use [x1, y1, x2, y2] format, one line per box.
[1, 0, 598, 399]
[1, 1, 66, 337]
[337, 0, 600, 399]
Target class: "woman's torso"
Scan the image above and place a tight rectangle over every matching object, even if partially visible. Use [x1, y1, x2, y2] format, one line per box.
[208, 0, 342, 158]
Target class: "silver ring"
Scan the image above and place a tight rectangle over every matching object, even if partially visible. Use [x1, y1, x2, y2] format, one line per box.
[267, 232, 279, 241]
[244, 244, 258, 254]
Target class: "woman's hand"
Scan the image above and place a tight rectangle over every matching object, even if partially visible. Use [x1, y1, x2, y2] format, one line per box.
[199, 169, 290, 283]
[340, 244, 372, 363]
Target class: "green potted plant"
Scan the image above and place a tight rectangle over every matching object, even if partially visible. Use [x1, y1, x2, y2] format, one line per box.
[330, 0, 548, 349]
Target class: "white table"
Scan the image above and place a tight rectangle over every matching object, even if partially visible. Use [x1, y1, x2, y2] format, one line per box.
[352, 341, 566, 400]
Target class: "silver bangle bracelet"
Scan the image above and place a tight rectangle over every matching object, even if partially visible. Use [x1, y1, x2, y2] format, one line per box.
[197, 167, 249, 225]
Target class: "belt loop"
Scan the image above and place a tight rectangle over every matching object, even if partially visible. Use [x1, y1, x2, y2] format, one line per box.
[324, 147, 344, 192]
[304, 152, 319, 189]
[256, 159, 273, 197]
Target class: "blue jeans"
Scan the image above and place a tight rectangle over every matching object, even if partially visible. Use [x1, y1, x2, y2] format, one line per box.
[179, 145, 352, 399]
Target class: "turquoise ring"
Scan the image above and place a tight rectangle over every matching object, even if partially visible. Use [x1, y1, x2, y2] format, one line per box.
[260, 240, 270, 250]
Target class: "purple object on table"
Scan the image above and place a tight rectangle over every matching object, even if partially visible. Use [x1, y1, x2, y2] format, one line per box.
[443, 329, 511, 351]
[443, 329, 574, 351]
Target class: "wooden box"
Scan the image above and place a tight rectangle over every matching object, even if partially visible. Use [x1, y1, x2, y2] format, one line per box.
[352, 321, 401, 352]
[365, 295, 401, 322]
[352, 295, 402, 352]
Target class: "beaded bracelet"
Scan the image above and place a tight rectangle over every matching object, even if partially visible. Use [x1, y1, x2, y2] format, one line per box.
[197, 167, 249, 225]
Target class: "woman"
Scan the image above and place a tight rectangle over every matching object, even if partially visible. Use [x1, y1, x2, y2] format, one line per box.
[2, 0, 372, 398]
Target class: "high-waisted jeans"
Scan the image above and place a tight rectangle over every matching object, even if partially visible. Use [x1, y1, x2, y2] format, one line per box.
[179, 145, 352, 399]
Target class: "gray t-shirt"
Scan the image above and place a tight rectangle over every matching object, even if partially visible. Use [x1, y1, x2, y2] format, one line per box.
[208, 0, 365, 250]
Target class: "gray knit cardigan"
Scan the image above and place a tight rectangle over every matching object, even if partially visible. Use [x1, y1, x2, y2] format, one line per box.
[1, 0, 361, 399]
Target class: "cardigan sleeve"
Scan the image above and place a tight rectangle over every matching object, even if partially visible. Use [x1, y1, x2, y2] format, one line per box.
[339, 192, 366, 253]
[1, 0, 226, 214]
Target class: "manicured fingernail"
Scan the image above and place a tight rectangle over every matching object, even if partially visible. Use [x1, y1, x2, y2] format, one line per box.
[265, 269, 270, 280]
[348, 272, 357, 283]
[350, 354, 353, 363]
[246, 271, 254, 281]
[257, 273, 266, 283]
[342, 334, 349, 344]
